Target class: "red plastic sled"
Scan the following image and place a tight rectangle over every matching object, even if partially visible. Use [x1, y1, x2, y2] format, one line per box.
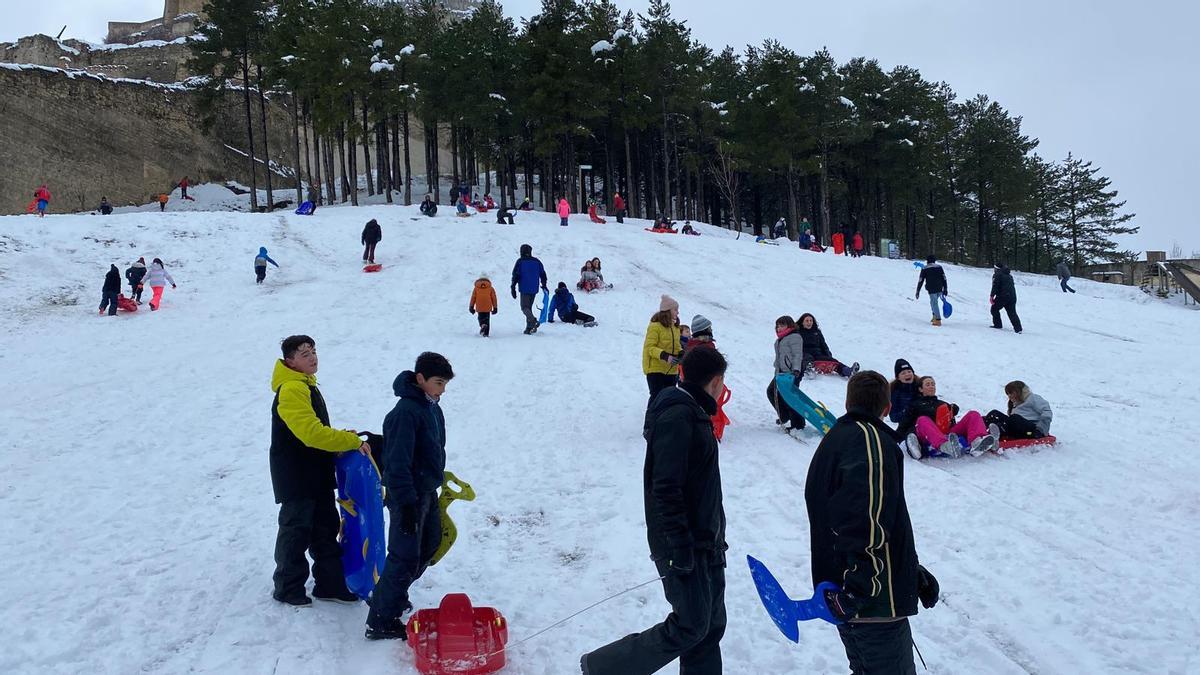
[363, 263, 383, 273]
[998, 435, 1057, 450]
[116, 294, 138, 312]
[407, 594, 508, 675]
[645, 227, 677, 234]
[810, 360, 841, 375]
[712, 385, 732, 442]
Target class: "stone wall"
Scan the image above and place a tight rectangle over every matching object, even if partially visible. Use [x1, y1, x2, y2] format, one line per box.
[0, 34, 193, 83]
[0, 65, 296, 215]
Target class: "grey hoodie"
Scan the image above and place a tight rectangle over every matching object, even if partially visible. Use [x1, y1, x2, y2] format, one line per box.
[1056, 262, 1071, 280]
[1012, 392, 1053, 435]
[774, 331, 807, 374]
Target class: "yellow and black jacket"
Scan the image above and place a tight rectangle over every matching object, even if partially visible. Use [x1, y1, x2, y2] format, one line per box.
[805, 409, 920, 620]
[269, 360, 362, 503]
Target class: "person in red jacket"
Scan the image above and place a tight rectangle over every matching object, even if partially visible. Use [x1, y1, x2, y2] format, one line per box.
[852, 231, 864, 257]
[29, 185, 51, 217]
[179, 176, 196, 201]
[613, 192, 626, 223]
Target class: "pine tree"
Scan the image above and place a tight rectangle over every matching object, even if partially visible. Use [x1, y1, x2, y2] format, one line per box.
[1051, 152, 1138, 269]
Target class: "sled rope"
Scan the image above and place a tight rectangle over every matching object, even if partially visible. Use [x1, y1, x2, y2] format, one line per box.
[510, 574, 666, 648]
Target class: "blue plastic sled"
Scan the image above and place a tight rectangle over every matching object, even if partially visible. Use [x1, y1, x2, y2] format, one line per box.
[773, 373, 838, 435]
[335, 452, 387, 600]
[537, 288, 551, 324]
[295, 201, 315, 215]
[941, 296, 953, 318]
[747, 555, 840, 642]
[912, 261, 925, 269]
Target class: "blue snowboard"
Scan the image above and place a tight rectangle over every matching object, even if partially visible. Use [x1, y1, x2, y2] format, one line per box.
[537, 288, 551, 324]
[773, 373, 838, 435]
[747, 555, 841, 642]
[335, 452, 387, 600]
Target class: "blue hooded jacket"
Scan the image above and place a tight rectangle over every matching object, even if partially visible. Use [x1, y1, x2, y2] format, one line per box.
[381, 371, 447, 505]
[255, 247, 278, 268]
[549, 287, 577, 322]
[511, 247, 547, 295]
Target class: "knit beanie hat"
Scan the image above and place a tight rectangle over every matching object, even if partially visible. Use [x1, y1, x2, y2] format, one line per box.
[659, 294, 679, 312]
[691, 314, 712, 335]
[894, 358, 914, 378]
[520, 243, 532, 256]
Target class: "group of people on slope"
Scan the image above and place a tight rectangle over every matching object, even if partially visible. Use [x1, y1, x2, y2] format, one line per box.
[98, 257, 176, 314]
[769, 313, 860, 430]
[916, 254, 1024, 332]
[505, 243, 603, 336]
[889, 358, 1053, 458]
[267, 336, 457, 643]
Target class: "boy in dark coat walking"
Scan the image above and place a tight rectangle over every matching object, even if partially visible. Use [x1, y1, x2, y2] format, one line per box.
[582, 347, 729, 675]
[915, 256, 948, 326]
[100, 264, 121, 316]
[361, 219, 382, 263]
[366, 352, 455, 640]
[269, 335, 371, 607]
[990, 264, 1023, 333]
[125, 257, 147, 304]
[805, 371, 939, 674]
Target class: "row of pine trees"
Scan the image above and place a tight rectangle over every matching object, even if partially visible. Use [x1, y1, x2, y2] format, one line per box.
[189, 0, 1137, 273]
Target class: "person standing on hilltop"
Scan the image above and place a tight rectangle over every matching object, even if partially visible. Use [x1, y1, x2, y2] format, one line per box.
[179, 176, 195, 201]
[558, 197, 571, 226]
[915, 255, 948, 326]
[990, 264, 1023, 334]
[29, 184, 51, 217]
[613, 192, 626, 223]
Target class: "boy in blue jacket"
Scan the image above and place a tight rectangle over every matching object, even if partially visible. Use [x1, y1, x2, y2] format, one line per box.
[366, 352, 454, 640]
[255, 247, 279, 284]
[510, 243, 548, 335]
[548, 282, 597, 326]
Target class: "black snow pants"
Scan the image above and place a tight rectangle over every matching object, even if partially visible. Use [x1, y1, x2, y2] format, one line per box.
[256, 266, 266, 283]
[99, 290, 118, 315]
[837, 619, 917, 675]
[991, 300, 1023, 333]
[583, 552, 726, 675]
[646, 373, 678, 409]
[368, 490, 441, 619]
[363, 241, 378, 262]
[984, 410, 1043, 440]
[767, 378, 807, 430]
[272, 496, 346, 600]
[477, 311, 491, 336]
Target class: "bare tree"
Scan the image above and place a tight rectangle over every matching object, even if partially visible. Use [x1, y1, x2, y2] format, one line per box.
[708, 142, 744, 234]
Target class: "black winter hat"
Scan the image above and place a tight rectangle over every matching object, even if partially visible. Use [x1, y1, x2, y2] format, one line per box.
[926, 255, 936, 264]
[520, 243, 532, 256]
[894, 358, 914, 378]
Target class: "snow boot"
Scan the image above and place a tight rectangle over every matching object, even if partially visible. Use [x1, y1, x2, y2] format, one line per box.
[272, 591, 313, 608]
[987, 423, 1002, 444]
[935, 434, 961, 458]
[313, 587, 360, 605]
[583, 321, 597, 327]
[849, 361, 861, 376]
[969, 434, 997, 457]
[931, 317, 942, 326]
[905, 433, 924, 460]
[364, 616, 406, 640]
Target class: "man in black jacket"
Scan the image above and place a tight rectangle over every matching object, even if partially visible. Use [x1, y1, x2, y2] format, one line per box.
[582, 347, 729, 675]
[366, 352, 454, 640]
[990, 264, 1023, 333]
[805, 371, 939, 675]
[915, 255, 948, 326]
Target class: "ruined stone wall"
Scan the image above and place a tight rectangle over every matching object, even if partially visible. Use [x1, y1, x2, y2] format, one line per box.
[0, 34, 193, 83]
[0, 66, 296, 215]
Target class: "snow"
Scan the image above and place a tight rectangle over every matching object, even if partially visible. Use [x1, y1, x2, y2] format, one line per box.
[372, 39, 384, 50]
[1, 195, 1198, 674]
[839, 96, 856, 108]
[398, 44, 415, 56]
[590, 40, 614, 55]
[369, 61, 394, 73]
[613, 28, 630, 41]
[0, 62, 189, 92]
[87, 36, 192, 52]
[489, 93, 507, 102]
[899, 138, 915, 146]
[281, 55, 297, 63]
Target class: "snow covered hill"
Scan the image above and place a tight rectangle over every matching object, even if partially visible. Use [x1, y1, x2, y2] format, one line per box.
[1, 198, 1197, 674]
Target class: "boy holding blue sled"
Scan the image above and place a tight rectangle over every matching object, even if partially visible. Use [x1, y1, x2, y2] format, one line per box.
[804, 371, 939, 674]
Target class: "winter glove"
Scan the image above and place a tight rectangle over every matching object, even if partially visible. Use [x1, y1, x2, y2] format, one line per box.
[172, 284, 177, 289]
[469, 307, 476, 315]
[666, 547, 694, 576]
[917, 565, 940, 609]
[823, 587, 863, 623]
[399, 503, 419, 536]
[491, 309, 497, 315]
[510, 288, 517, 300]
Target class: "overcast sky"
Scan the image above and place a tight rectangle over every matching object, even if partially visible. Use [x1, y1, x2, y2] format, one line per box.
[4, 1, 1196, 253]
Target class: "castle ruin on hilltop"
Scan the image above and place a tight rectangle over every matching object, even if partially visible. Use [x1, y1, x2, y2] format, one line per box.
[107, 0, 207, 45]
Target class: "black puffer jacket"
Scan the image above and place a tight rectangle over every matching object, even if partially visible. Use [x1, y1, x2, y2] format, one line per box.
[991, 267, 1017, 304]
[795, 315, 833, 360]
[102, 265, 121, 293]
[895, 394, 959, 438]
[805, 409, 920, 620]
[381, 371, 447, 505]
[361, 219, 382, 244]
[642, 381, 726, 562]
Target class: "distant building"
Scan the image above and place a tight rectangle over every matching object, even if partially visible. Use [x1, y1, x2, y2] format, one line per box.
[107, 0, 206, 45]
